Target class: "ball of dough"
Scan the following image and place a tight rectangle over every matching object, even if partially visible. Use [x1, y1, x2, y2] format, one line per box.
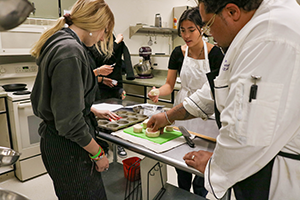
[145, 128, 160, 137]
[150, 88, 160, 96]
[142, 119, 149, 129]
[133, 124, 143, 133]
[165, 126, 173, 132]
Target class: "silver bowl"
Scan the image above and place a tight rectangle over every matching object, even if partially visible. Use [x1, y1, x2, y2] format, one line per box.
[134, 60, 152, 76]
[0, 188, 30, 200]
[0, 147, 21, 167]
[0, 0, 34, 31]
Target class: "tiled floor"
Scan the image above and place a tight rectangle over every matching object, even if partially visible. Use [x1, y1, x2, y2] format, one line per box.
[0, 148, 234, 200]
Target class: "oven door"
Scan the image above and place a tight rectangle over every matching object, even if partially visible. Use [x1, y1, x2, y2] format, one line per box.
[9, 100, 42, 160]
[8, 99, 46, 181]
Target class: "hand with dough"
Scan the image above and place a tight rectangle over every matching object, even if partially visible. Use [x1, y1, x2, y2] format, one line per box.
[148, 86, 160, 103]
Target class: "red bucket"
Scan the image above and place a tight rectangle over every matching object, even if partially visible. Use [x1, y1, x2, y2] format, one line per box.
[122, 157, 141, 182]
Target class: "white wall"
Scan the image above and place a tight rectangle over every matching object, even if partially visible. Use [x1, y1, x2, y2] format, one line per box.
[105, 0, 197, 70]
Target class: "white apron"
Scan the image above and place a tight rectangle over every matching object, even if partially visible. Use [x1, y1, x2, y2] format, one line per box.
[174, 38, 210, 130]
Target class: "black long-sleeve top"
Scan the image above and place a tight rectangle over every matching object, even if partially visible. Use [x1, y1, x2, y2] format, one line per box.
[88, 35, 135, 90]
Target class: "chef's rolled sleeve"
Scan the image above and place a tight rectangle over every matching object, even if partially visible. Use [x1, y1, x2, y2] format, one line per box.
[183, 82, 215, 119]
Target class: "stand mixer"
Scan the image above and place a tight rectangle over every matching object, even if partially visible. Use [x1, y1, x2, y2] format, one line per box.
[134, 46, 153, 78]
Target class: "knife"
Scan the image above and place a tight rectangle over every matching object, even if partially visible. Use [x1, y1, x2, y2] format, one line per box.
[178, 126, 195, 148]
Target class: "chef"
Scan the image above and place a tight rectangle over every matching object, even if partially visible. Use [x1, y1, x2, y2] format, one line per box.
[148, 0, 300, 199]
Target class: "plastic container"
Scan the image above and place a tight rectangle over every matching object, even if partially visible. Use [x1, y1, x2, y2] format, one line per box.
[155, 13, 162, 27]
[122, 157, 141, 182]
[173, 17, 177, 29]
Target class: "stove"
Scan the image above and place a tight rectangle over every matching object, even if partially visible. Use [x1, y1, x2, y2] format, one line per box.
[0, 62, 37, 101]
[0, 62, 47, 181]
[13, 90, 31, 95]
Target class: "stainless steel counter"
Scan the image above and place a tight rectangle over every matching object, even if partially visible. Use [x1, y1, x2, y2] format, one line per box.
[0, 89, 7, 97]
[122, 70, 181, 91]
[95, 99, 219, 177]
[95, 99, 230, 200]
[97, 131, 216, 177]
[122, 70, 181, 104]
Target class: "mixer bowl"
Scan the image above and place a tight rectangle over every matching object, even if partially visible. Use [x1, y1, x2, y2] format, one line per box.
[134, 60, 152, 76]
[0, 146, 21, 167]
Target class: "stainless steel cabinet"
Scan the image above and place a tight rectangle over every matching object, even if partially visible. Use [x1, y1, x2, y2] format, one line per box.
[27, 0, 76, 19]
[28, 0, 59, 19]
[0, 98, 11, 149]
[123, 82, 177, 108]
[0, 97, 14, 175]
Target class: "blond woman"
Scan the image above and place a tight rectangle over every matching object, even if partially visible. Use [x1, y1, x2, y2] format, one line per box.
[30, 0, 114, 199]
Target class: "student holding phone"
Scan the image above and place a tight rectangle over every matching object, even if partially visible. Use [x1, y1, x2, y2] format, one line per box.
[89, 34, 128, 101]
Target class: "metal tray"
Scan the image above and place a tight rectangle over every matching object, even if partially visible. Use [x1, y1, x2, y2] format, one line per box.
[97, 109, 148, 133]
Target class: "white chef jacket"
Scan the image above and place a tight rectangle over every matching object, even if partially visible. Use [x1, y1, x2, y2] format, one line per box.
[183, 0, 300, 198]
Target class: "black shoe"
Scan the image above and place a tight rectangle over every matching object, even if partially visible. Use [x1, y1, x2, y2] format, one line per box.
[117, 146, 127, 157]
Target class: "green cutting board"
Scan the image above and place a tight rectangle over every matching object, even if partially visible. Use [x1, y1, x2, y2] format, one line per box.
[123, 125, 182, 145]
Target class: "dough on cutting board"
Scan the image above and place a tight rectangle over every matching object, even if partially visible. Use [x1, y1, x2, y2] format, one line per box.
[165, 126, 173, 132]
[133, 124, 143, 133]
[145, 128, 160, 137]
[142, 119, 149, 129]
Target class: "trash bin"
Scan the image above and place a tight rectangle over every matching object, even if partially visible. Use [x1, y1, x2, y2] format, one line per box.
[122, 157, 141, 182]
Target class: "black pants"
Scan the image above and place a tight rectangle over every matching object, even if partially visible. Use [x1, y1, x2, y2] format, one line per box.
[176, 168, 208, 197]
[40, 123, 107, 200]
[233, 151, 300, 200]
[96, 87, 123, 101]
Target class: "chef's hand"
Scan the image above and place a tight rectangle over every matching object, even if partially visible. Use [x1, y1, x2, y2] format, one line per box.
[183, 150, 213, 173]
[147, 112, 168, 134]
[95, 155, 109, 172]
[103, 78, 115, 88]
[115, 33, 124, 44]
[148, 86, 159, 103]
[93, 109, 119, 120]
[99, 65, 114, 76]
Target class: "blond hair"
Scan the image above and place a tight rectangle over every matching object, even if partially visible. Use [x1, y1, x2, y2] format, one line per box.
[31, 0, 114, 58]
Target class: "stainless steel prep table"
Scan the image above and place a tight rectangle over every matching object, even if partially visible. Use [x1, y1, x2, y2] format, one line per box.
[97, 130, 216, 177]
[95, 99, 218, 176]
[95, 99, 230, 200]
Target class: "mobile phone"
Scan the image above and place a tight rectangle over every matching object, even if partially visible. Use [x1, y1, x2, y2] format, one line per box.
[111, 79, 118, 85]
